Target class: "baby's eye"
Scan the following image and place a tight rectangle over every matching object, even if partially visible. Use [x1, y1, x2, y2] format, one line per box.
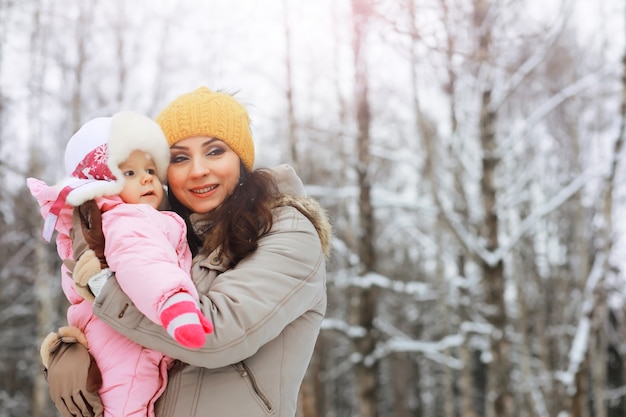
[123, 170, 135, 177]
[147, 168, 157, 175]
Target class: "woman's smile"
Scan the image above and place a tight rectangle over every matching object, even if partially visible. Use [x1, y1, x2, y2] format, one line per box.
[167, 136, 241, 214]
[191, 184, 218, 194]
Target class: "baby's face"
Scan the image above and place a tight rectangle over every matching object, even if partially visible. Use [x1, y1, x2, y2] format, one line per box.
[118, 150, 164, 209]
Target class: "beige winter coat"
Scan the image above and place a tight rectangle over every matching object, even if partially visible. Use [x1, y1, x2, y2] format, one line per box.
[92, 165, 331, 417]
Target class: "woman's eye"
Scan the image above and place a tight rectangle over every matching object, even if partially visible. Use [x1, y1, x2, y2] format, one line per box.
[207, 147, 225, 156]
[170, 154, 188, 163]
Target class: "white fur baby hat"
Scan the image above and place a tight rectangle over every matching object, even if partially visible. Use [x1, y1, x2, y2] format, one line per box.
[62, 111, 170, 206]
[40, 111, 170, 242]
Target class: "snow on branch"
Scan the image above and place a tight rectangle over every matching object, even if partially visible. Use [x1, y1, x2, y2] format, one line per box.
[321, 317, 367, 339]
[555, 252, 606, 394]
[496, 168, 602, 262]
[0, 159, 27, 178]
[321, 312, 495, 376]
[500, 67, 614, 149]
[437, 167, 601, 267]
[435, 188, 497, 264]
[490, 2, 573, 112]
[332, 271, 438, 300]
[0, 304, 33, 325]
[604, 385, 626, 402]
[0, 240, 37, 281]
[362, 322, 493, 369]
[366, 335, 464, 369]
[365, 320, 493, 368]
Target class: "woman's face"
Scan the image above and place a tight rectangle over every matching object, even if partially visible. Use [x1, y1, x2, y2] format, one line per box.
[167, 136, 241, 214]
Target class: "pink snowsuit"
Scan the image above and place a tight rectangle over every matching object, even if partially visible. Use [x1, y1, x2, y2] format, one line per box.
[28, 178, 198, 417]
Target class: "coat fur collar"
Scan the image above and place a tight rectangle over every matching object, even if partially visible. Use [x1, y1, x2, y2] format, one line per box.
[271, 194, 333, 258]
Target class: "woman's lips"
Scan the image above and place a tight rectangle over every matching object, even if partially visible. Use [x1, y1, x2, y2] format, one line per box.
[191, 184, 217, 194]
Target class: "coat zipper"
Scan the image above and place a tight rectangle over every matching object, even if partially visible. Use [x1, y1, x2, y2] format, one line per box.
[236, 361, 273, 412]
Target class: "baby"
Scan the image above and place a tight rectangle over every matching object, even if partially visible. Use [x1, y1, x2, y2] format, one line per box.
[28, 111, 212, 417]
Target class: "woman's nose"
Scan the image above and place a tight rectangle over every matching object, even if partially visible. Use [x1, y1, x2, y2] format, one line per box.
[190, 157, 209, 177]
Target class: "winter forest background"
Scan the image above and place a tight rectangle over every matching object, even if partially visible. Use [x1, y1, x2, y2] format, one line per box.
[1, 0, 625, 416]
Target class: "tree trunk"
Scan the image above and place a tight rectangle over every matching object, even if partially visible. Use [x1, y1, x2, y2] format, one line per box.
[478, 86, 512, 417]
[297, 338, 323, 417]
[591, 299, 607, 417]
[26, 1, 56, 415]
[473, 0, 513, 413]
[457, 257, 478, 417]
[33, 241, 55, 417]
[392, 352, 409, 417]
[283, 0, 298, 170]
[571, 359, 589, 417]
[350, 1, 378, 416]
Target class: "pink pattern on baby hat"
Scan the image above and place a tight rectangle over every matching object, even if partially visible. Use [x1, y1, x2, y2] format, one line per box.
[71, 144, 116, 181]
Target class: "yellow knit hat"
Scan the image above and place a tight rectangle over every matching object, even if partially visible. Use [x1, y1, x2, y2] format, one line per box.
[156, 87, 255, 171]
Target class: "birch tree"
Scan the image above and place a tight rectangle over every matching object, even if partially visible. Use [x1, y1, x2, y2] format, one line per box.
[350, 0, 379, 416]
[26, 0, 59, 415]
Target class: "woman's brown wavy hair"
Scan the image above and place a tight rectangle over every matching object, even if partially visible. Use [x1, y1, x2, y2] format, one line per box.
[168, 162, 279, 267]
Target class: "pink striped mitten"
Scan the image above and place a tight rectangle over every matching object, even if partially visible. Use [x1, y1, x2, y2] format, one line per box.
[159, 291, 214, 348]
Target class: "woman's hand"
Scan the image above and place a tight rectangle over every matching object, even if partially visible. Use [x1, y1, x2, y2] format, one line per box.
[72, 200, 108, 269]
[70, 200, 111, 300]
[40, 326, 104, 417]
[72, 250, 101, 301]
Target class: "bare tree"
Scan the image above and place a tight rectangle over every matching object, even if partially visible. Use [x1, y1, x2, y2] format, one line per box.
[282, 0, 299, 171]
[349, 1, 379, 416]
[24, 0, 60, 415]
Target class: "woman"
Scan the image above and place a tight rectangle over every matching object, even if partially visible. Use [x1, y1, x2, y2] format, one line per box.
[42, 87, 332, 417]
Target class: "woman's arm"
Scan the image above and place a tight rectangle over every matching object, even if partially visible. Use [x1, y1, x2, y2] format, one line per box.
[92, 205, 327, 368]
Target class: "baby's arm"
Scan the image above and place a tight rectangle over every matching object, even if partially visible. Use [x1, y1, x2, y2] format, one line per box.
[75, 202, 212, 348]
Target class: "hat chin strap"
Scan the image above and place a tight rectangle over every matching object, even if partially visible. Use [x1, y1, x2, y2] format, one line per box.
[42, 180, 96, 242]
